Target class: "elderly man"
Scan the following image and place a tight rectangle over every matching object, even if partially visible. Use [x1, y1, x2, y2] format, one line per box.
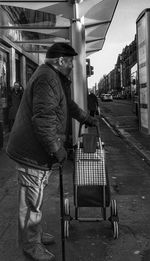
[6, 42, 98, 261]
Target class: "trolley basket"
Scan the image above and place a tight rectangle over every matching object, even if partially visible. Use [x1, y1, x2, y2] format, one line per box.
[74, 125, 110, 208]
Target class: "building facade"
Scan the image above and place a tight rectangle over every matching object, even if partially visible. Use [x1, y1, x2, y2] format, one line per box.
[98, 35, 137, 99]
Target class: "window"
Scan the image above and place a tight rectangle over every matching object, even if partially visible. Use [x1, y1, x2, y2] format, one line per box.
[0, 48, 9, 109]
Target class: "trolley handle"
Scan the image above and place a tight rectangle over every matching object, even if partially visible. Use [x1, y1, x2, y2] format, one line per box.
[78, 123, 103, 150]
[78, 122, 101, 138]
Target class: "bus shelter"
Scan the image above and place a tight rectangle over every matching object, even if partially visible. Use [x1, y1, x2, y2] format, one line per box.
[0, 0, 119, 142]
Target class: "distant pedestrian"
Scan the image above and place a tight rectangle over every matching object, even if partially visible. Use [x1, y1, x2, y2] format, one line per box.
[88, 91, 99, 117]
[8, 82, 24, 131]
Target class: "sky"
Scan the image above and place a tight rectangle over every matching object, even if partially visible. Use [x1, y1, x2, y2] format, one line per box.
[88, 0, 150, 88]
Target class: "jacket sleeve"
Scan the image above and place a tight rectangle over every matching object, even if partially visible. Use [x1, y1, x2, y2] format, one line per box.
[31, 78, 61, 155]
[69, 99, 89, 123]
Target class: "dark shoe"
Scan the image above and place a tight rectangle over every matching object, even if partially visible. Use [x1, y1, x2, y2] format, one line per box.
[24, 243, 55, 261]
[41, 233, 55, 245]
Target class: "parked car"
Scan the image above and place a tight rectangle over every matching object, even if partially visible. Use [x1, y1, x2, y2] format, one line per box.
[101, 93, 113, 102]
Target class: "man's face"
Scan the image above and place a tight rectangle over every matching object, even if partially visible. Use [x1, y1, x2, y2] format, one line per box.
[60, 57, 73, 77]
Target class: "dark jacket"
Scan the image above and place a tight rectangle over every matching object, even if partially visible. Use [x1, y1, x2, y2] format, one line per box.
[6, 63, 87, 170]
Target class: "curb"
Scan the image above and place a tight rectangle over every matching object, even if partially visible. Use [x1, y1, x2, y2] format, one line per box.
[117, 128, 150, 166]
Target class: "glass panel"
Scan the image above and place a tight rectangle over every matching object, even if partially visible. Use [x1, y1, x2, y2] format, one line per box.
[22, 44, 51, 53]
[0, 5, 57, 42]
[0, 5, 56, 27]
[0, 5, 70, 53]
[0, 48, 8, 108]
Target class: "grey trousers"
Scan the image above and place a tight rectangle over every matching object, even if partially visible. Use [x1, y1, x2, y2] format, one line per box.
[16, 164, 52, 250]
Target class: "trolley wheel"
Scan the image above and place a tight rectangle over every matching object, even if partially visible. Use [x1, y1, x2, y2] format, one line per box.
[113, 221, 119, 239]
[110, 199, 118, 217]
[64, 220, 69, 238]
[64, 198, 70, 216]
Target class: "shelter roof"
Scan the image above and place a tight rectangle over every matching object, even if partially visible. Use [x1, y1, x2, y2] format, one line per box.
[0, 0, 119, 57]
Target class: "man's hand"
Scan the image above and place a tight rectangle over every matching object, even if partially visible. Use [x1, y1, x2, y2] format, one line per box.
[54, 147, 67, 163]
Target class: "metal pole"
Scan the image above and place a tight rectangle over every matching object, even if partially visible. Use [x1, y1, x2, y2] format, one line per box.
[59, 165, 66, 261]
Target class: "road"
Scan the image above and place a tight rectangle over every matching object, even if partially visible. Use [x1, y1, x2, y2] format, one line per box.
[99, 99, 138, 130]
[1, 100, 150, 260]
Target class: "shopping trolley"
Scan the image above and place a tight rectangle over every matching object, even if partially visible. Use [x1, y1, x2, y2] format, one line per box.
[59, 123, 119, 261]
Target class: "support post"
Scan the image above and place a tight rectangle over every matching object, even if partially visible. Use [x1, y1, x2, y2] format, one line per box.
[20, 55, 26, 89]
[71, 2, 87, 144]
[9, 47, 16, 87]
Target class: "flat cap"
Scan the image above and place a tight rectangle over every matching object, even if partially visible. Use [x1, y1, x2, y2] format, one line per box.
[46, 42, 78, 58]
